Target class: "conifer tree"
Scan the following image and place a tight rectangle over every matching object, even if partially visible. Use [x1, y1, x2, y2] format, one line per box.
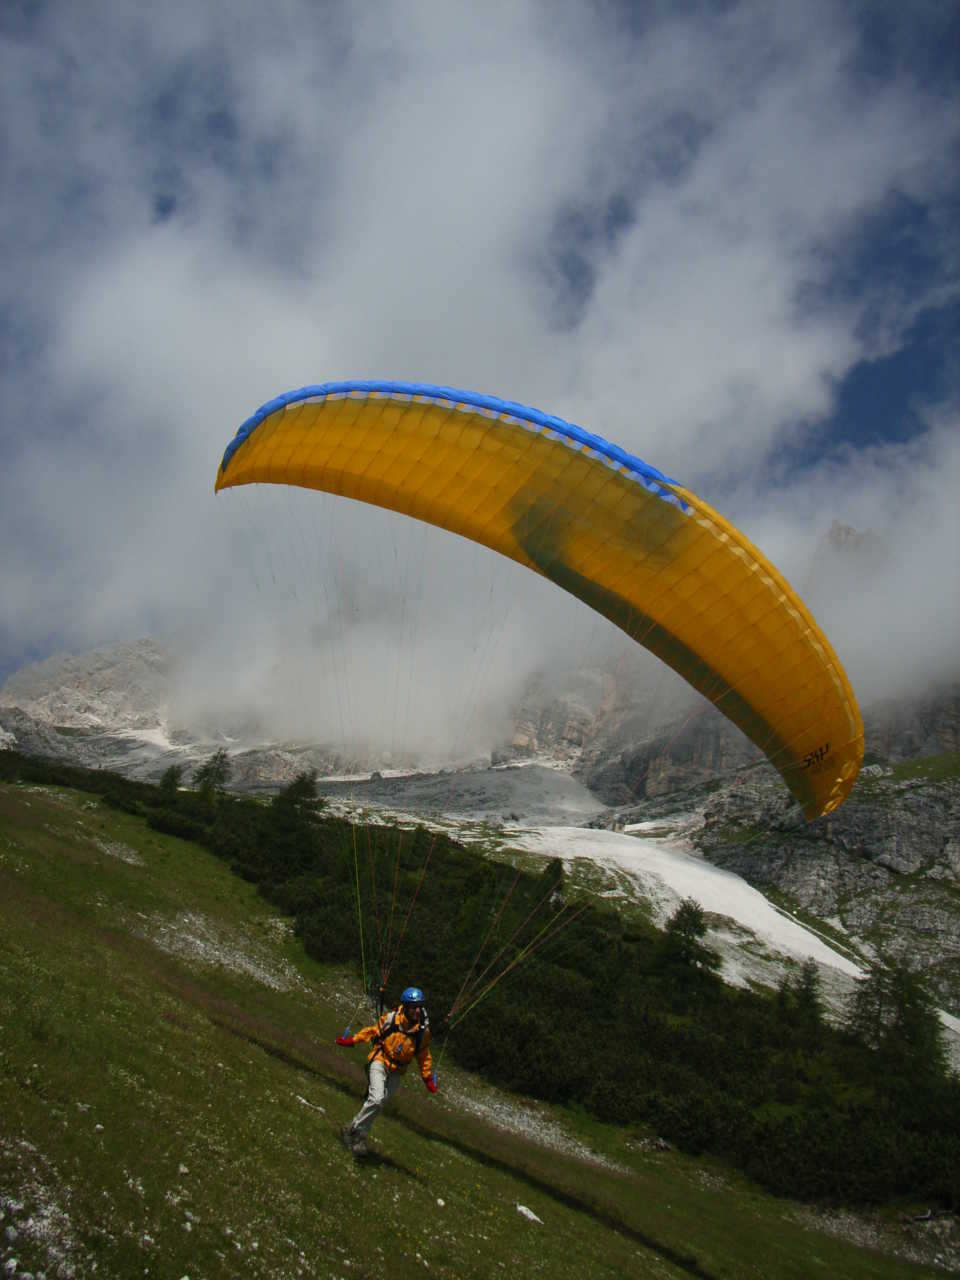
[192, 748, 231, 803]
[159, 763, 183, 797]
[846, 959, 948, 1078]
[661, 898, 721, 974]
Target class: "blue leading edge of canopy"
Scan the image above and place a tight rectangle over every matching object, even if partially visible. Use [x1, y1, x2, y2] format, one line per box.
[219, 380, 687, 507]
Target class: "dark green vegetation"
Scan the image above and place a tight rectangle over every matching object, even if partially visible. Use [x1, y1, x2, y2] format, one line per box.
[2, 749, 958, 1226]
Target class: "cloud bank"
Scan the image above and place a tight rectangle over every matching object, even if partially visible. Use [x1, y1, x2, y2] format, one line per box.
[1, 0, 957, 754]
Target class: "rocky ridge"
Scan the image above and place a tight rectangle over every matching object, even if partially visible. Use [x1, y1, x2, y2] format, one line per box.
[690, 760, 960, 1014]
[0, 641, 352, 786]
[0, 638, 173, 730]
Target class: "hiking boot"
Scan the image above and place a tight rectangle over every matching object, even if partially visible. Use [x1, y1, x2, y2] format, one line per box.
[340, 1125, 366, 1157]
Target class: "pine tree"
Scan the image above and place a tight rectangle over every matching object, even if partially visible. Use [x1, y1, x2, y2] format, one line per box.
[159, 764, 183, 797]
[661, 898, 721, 974]
[272, 769, 323, 813]
[846, 959, 948, 1078]
[191, 748, 231, 803]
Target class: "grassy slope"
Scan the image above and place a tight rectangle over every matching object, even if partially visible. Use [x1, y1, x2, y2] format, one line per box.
[0, 782, 946, 1279]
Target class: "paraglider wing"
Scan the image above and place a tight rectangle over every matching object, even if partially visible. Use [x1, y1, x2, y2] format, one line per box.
[216, 381, 863, 819]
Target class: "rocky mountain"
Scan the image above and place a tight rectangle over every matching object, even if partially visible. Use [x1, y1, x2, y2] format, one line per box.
[496, 658, 960, 1015]
[0, 638, 173, 730]
[689, 758, 960, 1013]
[572, 684, 960, 1016]
[0, 640, 351, 787]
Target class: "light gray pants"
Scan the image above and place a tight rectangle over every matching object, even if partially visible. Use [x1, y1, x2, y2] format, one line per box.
[349, 1059, 403, 1141]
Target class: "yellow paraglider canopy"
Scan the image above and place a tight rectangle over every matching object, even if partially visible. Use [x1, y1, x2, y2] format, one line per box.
[216, 381, 863, 819]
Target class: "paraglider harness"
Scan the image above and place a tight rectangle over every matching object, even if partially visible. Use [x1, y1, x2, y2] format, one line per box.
[368, 1002, 429, 1071]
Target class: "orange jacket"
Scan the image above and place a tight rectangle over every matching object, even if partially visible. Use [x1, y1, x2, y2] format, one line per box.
[353, 1006, 433, 1079]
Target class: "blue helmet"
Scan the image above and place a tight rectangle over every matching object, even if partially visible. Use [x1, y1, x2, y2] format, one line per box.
[401, 986, 424, 1005]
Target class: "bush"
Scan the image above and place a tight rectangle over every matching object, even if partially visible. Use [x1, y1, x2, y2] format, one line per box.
[100, 787, 143, 816]
[147, 808, 209, 842]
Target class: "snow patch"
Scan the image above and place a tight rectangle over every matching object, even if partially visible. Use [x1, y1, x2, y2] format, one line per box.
[115, 722, 184, 752]
[507, 825, 863, 978]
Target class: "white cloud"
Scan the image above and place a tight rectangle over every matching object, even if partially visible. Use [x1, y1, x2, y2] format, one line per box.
[1, 0, 957, 747]
[740, 415, 960, 705]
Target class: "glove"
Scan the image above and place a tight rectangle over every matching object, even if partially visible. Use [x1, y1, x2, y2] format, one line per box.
[425, 1074, 438, 1094]
[335, 1035, 356, 1047]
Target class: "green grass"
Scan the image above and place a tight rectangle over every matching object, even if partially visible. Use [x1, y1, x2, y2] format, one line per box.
[887, 753, 960, 784]
[850, 752, 960, 802]
[0, 782, 950, 1279]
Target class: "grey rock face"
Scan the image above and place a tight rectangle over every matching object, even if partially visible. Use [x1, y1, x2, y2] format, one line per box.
[822, 783, 957, 877]
[0, 638, 173, 730]
[862, 687, 960, 761]
[692, 767, 960, 1014]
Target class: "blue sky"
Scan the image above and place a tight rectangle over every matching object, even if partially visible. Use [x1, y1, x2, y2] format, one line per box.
[0, 1, 957, 734]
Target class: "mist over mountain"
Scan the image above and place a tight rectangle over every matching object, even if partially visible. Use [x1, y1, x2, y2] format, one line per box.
[1, 513, 955, 789]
